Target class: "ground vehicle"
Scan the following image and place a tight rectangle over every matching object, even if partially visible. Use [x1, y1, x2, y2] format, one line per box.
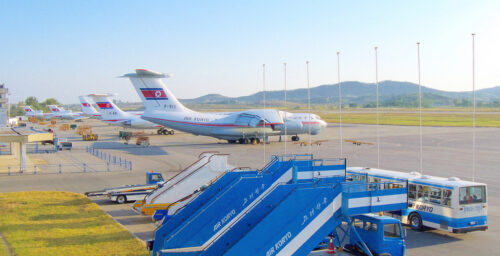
[349, 214, 406, 256]
[82, 134, 98, 141]
[85, 172, 165, 204]
[55, 138, 72, 151]
[347, 167, 488, 233]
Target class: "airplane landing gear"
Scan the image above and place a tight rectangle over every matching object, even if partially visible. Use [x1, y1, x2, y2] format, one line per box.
[291, 135, 300, 141]
[238, 138, 249, 144]
[158, 128, 175, 135]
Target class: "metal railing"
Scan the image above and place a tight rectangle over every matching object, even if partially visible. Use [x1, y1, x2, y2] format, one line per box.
[86, 146, 132, 171]
[0, 162, 129, 176]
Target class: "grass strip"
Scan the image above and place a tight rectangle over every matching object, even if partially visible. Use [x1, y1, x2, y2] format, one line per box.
[0, 191, 148, 256]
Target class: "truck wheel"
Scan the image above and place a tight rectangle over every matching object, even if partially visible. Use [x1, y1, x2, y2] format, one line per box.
[116, 195, 127, 204]
[409, 212, 423, 231]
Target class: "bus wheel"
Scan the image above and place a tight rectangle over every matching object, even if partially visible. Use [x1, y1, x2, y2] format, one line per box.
[409, 212, 423, 231]
[116, 195, 127, 204]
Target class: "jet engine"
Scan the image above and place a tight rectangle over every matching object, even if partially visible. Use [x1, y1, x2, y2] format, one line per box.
[275, 119, 303, 134]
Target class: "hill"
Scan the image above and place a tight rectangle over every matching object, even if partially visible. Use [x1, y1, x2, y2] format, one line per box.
[180, 81, 500, 107]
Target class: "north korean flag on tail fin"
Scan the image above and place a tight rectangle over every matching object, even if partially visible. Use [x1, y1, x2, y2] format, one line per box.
[82, 103, 91, 107]
[96, 102, 113, 109]
[140, 88, 168, 100]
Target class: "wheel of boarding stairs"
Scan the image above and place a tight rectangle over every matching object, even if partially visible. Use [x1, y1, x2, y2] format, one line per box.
[168, 130, 174, 135]
[409, 212, 423, 231]
[116, 195, 127, 204]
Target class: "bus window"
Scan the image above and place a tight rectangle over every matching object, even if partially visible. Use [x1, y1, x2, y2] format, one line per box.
[417, 185, 429, 202]
[443, 189, 452, 206]
[408, 184, 416, 199]
[365, 221, 377, 232]
[460, 186, 486, 205]
[430, 187, 443, 204]
[384, 223, 401, 238]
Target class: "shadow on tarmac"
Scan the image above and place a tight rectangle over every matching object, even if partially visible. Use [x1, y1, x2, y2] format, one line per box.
[404, 228, 461, 249]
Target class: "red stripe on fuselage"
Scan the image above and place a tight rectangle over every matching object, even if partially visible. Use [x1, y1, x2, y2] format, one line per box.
[150, 117, 282, 127]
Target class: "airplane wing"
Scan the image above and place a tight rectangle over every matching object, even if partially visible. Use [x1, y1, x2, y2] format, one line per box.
[234, 113, 264, 127]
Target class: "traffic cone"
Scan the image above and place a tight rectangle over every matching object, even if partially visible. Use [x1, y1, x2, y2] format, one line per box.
[327, 236, 335, 254]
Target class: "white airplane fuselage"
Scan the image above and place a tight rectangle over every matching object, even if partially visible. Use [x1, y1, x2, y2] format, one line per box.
[141, 109, 281, 140]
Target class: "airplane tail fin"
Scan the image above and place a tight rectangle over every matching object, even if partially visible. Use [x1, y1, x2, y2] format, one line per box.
[79, 96, 101, 117]
[23, 106, 34, 113]
[122, 69, 188, 112]
[47, 105, 62, 113]
[88, 94, 127, 119]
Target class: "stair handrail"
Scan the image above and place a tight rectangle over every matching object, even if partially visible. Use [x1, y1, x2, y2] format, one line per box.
[165, 175, 263, 242]
[150, 154, 228, 202]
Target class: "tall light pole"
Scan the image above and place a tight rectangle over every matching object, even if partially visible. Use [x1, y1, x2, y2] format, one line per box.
[375, 46, 380, 168]
[306, 61, 312, 155]
[337, 52, 343, 158]
[472, 33, 476, 182]
[262, 64, 266, 164]
[283, 62, 287, 155]
[417, 42, 423, 175]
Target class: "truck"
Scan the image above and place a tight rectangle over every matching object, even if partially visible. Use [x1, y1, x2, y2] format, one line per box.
[84, 172, 165, 204]
[55, 138, 72, 151]
[345, 214, 405, 256]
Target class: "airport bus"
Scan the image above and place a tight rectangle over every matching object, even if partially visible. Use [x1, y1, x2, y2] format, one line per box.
[347, 167, 488, 233]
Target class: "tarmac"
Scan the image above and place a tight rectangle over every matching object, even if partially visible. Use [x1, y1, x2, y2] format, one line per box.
[0, 118, 498, 255]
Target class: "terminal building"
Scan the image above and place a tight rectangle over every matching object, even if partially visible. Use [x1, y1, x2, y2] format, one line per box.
[0, 84, 54, 173]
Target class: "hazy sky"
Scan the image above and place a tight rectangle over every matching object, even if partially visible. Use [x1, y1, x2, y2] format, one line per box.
[2, 0, 499, 104]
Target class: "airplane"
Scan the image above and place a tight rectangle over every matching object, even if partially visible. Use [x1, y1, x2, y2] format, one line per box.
[122, 69, 327, 144]
[88, 94, 172, 134]
[79, 96, 101, 118]
[47, 105, 88, 120]
[23, 106, 53, 119]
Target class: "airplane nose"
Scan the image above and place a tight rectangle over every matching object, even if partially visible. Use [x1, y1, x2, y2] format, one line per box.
[319, 119, 327, 128]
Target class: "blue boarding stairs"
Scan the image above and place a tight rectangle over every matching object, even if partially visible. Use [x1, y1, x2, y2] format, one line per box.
[149, 155, 408, 256]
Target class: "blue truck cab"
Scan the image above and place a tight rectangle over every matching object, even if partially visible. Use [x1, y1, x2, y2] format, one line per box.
[147, 172, 165, 184]
[351, 214, 406, 256]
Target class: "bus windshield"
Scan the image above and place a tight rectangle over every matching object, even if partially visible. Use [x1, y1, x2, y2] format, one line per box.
[459, 186, 486, 205]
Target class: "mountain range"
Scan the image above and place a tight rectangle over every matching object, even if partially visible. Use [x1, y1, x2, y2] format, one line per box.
[180, 81, 500, 107]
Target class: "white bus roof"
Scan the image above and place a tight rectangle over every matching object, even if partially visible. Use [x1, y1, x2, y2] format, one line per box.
[347, 167, 486, 188]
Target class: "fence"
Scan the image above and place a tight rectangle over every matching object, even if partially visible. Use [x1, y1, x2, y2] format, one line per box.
[0, 147, 133, 176]
[0, 162, 129, 176]
[86, 146, 132, 171]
